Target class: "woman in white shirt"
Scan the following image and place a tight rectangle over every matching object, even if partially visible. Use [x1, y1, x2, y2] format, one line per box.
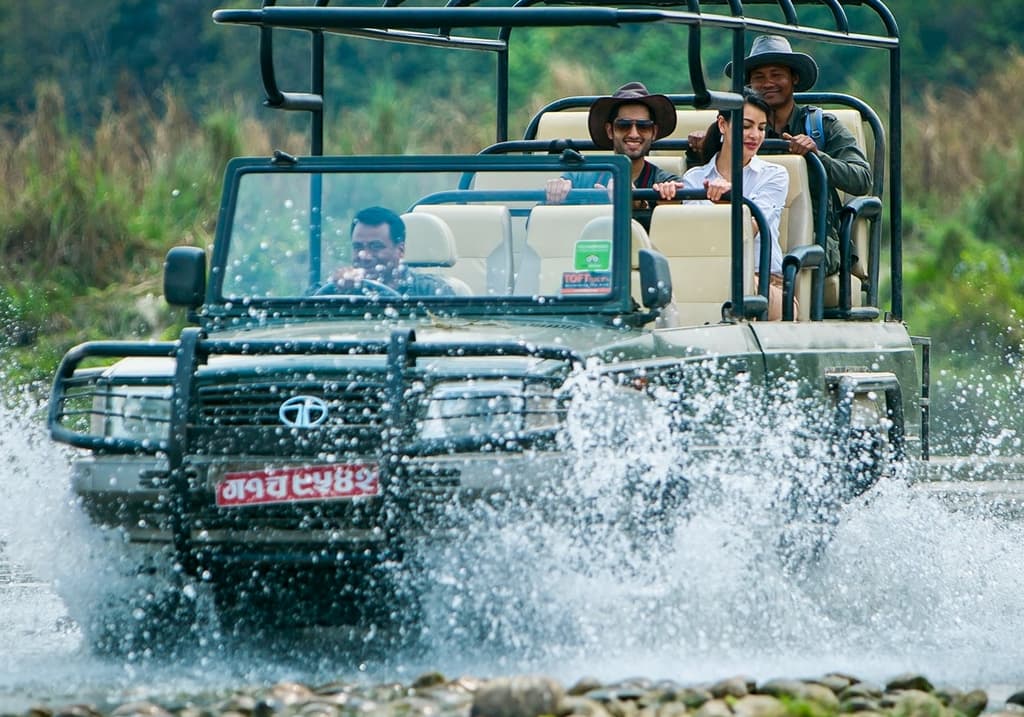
[656, 88, 791, 319]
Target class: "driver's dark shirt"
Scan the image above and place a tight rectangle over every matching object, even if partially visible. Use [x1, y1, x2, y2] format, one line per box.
[394, 266, 457, 296]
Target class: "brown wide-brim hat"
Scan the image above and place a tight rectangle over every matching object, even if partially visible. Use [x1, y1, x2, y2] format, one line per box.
[587, 82, 677, 149]
[724, 34, 819, 92]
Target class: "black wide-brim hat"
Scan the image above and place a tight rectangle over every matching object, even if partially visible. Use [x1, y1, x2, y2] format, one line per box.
[587, 82, 677, 149]
[724, 35, 819, 92]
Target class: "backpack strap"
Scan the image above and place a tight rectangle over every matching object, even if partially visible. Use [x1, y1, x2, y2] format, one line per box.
[804, 106, 825, 151]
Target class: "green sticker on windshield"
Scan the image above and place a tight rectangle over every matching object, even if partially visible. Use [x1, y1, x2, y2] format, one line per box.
[574, 240, 612, 271]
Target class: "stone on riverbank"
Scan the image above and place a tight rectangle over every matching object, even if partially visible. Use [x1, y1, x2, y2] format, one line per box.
[693, 698, 733, 717]
[840, 684, 884, 702]
[815, 676, 856, 694]
[884, 689, 948, 717]
[559, 695, 613, 717]
[757, 679, 840, 710]
[675, 689, 714, 709]
[730, 695, 788, 717]
[884, 676, 935, 694]
[110, 702, 176, 717]
[470, 676, 564, 717]
[708, 677, 754, 700]
[569, 679, 606, 697]
[16, 671, 1021, 717]
[949, 689, 988, 717]
[839, 696, 882, 713]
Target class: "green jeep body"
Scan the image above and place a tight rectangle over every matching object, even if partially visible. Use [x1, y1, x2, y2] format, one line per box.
[47, 0, 926, 646]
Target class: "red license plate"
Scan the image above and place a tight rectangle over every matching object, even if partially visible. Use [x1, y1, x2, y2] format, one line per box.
[215, 463, 380, 508]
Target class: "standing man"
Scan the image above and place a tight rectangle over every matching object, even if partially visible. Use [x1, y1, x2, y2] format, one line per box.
[724, 35, 872, 276]
[545, 81, 681, 222]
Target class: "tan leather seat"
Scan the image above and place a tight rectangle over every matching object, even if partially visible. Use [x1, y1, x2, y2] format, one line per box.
[647, 155, 683, 176]
[648, 203, 755, 326]
[578, 214, 655, 311]
[762, 154, 862, 318]
[468, 172, 555, 276]
[400, 213, 472, 296]
[763, 155, 814, 320]
[829, 109, 868, 166]
[666, 109, 720, 139]
[412, 205, 514, 296]
[534, 108, 718, 153]
[521, 204, 616, 296]
[534, 111, 592, 142]
[829, 108, 874, 290]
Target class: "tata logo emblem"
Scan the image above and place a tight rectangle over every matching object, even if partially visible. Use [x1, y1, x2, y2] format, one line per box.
[279, 395, 329, 428]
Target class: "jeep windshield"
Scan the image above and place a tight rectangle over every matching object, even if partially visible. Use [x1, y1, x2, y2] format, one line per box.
[210, 154, 641, 321]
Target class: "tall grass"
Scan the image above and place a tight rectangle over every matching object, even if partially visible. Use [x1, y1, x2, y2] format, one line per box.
[0, 83, 265, 382]
[899, 53, 1024, 361]
[3, 55, 1024, 385]
[902, 53, 1024, 209]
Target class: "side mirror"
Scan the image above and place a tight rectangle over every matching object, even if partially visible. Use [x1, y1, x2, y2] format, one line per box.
[638, 248, 673, 309]
[164, 246, 206, 309]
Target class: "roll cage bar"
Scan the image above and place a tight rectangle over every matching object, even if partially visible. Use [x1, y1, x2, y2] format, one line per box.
[522, 91, 887, 315]
[212, 0, 903, 320]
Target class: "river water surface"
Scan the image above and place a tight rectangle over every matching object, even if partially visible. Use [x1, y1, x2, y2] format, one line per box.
[2, 377, 1024, 712]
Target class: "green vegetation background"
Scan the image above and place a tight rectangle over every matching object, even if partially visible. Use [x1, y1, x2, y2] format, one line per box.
[2, 0, 1023, 453]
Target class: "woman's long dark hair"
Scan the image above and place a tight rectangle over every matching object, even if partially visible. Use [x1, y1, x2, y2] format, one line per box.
[696, 86, 772, 165]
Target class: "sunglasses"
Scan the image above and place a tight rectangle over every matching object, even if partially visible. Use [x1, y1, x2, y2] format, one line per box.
[613, 118, 655, 131]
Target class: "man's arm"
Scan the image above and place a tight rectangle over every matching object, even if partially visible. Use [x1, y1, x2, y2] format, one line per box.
[819, 116, 872, 196]
[407, 271, 458, 297]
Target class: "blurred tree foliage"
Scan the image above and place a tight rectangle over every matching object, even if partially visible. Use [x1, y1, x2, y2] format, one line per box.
[0, 1, 225, 123]
[1, 0, 1024, 419]
[2, 0, 1022, 129]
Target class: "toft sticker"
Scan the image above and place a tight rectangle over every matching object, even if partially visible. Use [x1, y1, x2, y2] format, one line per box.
[561, 271, 612, 294]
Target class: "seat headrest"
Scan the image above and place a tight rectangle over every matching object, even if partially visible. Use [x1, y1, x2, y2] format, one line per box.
[580, 215, 650, 269]
[579, 215, 613, 242]
[401, 212, 458, 267]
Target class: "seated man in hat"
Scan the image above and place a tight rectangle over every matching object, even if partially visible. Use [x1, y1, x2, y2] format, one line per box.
[324, 206, 457, 297]
[544, 81, 681, 228]
[693, 35, 872, 278]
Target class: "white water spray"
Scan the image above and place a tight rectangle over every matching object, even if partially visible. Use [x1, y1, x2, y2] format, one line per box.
[409, 364, 1024, 687]
[2, 362, 1024, 705]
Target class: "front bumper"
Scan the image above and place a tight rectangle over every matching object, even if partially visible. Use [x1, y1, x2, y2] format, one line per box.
[72, 450, 567, 557]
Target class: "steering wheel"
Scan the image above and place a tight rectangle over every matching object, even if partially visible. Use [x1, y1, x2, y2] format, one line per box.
[313, 278, 403, 297]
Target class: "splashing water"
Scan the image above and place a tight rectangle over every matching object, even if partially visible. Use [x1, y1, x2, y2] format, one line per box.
[409, 364, 1024, 687]
[2, 362, 1024, 709]
[0, 390, 267, 710]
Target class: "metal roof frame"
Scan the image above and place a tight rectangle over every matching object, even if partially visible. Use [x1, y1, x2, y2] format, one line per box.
[213, 0, 904, 319]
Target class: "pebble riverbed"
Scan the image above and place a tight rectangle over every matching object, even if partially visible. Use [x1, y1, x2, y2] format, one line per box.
[10, 672, 1024, 717]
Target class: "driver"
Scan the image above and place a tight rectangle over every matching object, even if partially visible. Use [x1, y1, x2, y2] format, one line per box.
[328, 206, 456, 296]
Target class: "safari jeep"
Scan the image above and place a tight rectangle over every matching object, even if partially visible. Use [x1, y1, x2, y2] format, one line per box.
[48, 0, 928, 649]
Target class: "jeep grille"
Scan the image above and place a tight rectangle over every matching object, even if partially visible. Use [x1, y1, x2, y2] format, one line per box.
[193, 377, 394, 455]
[196, 380, 385, 427]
